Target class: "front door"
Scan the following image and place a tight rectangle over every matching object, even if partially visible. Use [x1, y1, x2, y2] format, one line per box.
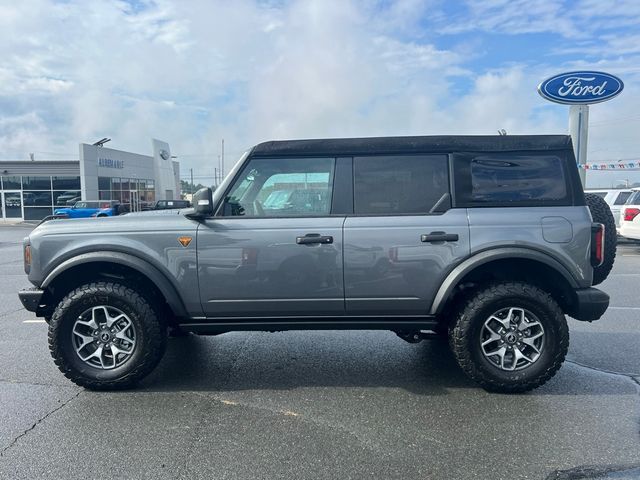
[197, 156, 345, 317]
[343, 154, 470, 316]
[2, 191, 23, 220]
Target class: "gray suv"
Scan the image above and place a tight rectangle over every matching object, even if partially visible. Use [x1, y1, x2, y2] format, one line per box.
[18, 135, 614, 392]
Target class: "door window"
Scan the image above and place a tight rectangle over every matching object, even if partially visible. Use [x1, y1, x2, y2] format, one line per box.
[223, 157, 335, 217]
[353, 155, 450, 215]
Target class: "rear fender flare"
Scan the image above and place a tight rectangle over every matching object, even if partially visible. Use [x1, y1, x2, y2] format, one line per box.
[429, 247, 579, 315]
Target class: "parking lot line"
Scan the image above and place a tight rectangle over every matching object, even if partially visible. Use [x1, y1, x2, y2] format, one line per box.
[23, 319, 46, 323]
[608, 306, 640, 310]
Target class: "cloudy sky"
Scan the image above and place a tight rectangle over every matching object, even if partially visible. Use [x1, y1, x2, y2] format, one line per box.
[1, 0, 639, 187]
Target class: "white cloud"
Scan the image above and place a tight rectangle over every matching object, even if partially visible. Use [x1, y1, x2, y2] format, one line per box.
[0, 0, 637, 189]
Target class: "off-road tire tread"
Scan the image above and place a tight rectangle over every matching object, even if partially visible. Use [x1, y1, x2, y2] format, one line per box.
[584, 193, 616, 285]
[449, 282, 569, 393]
[48, 281, 166, 390]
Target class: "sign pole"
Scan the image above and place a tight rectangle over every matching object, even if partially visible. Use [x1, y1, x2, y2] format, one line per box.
[568, 104, 589, 187]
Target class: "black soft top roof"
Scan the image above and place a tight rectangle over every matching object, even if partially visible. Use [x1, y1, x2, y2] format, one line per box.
[251, 135, 573, 157]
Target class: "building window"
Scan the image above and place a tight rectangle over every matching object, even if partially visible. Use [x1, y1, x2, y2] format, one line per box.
[23, 191, 52, 206]
[52, 176, 81, 190]
[22, 176, 52, 190]
[98, 177, 111, 190]
[2, 176, 22, 189]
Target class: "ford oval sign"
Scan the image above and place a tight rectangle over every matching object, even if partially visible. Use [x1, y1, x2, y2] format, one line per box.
[537, 71, 623, 105]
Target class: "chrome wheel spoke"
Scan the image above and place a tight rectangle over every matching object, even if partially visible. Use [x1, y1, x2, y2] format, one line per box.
[513, 347, 534, 365]
[106, 313, 127, 328]
[488, 315, 510, 331]
[518, 319, 542, 332]
[521, 336, 542, 353]
[115, 329, 134, 343]
[81, 346, 105, 368]
[75, 318, 98, 330]
[73, 331, 95, 351]
[110, 344, 130, 358]
[507, 308, 525, 325]
[481, 332, 501, 347]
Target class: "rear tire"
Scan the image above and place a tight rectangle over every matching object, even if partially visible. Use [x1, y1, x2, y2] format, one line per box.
[449, 282, 568, 393]
[585, 193, 616, 285]
[48, 281, 167, 390]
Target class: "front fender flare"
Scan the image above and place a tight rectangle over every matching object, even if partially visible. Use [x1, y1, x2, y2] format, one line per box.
[41, 251, 188, 318]
[429, 247, 579, 315]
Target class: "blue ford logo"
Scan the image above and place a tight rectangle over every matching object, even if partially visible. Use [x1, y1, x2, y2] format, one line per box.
[537, 71, 623, 105]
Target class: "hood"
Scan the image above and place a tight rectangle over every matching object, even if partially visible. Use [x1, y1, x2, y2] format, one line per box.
[30, 210, 198, 237]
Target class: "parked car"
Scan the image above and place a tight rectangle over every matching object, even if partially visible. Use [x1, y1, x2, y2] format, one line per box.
[153, 199, 191, 210]
[262, 189, 330, 215]
[584, 189, 632, 233]
[54, 200, 121, 218]
[5, 193, 22, 207]
[619, 188, 640, 240]
[20, 135, 615, 393]
[56, 191, 82, 206]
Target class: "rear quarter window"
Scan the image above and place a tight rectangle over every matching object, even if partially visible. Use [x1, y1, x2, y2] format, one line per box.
[614, 192, 632, 205]
[626, 191, 640, 205]
[453, 152, 572, 207]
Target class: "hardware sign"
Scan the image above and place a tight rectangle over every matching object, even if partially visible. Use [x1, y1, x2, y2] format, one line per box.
[537, 71, 623, 105]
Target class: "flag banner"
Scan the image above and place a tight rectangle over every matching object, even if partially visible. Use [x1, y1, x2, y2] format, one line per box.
[578, 162, 640, 170]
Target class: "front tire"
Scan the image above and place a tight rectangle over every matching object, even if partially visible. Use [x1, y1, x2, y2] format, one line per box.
[48, 281, 167, 390]
[449, 282, 568, 393]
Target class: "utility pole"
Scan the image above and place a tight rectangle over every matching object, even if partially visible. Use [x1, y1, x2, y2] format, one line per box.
[217, 155, 221, 186]
[221, 138, 225, 181]
[190, 168, 194, 196]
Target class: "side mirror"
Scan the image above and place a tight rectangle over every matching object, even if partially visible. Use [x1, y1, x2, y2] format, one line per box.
[190, 187, 214, 217]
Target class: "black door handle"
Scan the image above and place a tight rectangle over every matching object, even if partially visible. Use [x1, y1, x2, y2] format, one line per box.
[296, 234, 334, 245]
[421, 232, 459, 243]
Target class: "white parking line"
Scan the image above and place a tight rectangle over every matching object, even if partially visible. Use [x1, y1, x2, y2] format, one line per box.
[23, 320, 46, 323]
[608, 306, 640, 310]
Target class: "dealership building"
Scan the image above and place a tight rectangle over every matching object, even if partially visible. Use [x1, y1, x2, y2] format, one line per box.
[0, 139, 180, 221]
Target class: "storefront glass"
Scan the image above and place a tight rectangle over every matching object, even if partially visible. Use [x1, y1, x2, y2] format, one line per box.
[1, 175, 80, 220]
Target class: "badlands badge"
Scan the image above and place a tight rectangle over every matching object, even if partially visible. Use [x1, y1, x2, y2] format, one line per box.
[178, 236, 192, 247]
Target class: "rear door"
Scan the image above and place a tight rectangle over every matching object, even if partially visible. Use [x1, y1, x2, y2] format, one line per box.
[197, 156, 346, 317]
[343, 154, 470, 316]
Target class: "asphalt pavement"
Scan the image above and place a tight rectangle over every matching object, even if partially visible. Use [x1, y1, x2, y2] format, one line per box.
[0, 223, 639, 480]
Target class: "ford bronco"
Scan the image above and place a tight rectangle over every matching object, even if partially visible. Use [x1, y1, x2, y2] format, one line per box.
[18, 135, 615, 392]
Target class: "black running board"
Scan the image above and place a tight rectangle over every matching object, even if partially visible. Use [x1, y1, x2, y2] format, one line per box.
[180, 316, 438, 335]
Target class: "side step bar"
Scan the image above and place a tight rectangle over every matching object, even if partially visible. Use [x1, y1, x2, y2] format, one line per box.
[180, 317, 439, 335]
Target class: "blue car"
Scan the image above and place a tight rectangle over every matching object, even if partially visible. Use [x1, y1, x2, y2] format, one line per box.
[54, 200, 121, 218]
